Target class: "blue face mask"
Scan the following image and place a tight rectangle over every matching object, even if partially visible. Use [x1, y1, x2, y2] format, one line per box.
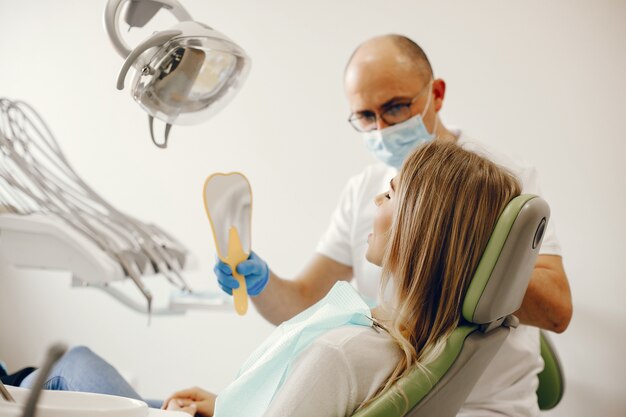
[362, 91, 436, 169]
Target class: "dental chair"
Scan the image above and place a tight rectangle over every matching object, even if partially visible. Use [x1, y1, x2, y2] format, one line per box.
[537, 331, 565, 410]
[353, 194, 562, 417]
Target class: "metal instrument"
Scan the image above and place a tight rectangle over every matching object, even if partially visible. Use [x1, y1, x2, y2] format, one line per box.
[0, 98, 199, 317]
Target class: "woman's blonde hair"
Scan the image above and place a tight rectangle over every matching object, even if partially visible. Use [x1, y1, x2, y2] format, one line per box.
[361, 140, 521, 411]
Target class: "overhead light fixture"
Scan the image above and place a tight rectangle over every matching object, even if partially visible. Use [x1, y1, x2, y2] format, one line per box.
[104, 0, 251, 148]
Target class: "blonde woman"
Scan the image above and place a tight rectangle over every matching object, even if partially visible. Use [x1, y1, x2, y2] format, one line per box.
[164, 140, 522, 417]
[11, 141, 522, 416]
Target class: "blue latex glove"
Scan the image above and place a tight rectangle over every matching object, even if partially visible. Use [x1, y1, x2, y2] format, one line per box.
[214, 251, 269, 296]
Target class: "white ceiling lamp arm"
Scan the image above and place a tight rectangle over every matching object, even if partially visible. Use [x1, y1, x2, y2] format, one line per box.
[104, 0, 193, 58]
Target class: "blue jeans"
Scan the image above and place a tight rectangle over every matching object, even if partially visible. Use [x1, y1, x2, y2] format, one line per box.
[19, 346, 162, 409]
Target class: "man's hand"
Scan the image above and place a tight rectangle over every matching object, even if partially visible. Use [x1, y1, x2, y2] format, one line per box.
[162, 387, 217, 417]
[214, 251, 270, 296]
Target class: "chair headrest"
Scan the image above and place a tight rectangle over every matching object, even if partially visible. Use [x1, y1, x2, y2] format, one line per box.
[462, 195, 550, 325]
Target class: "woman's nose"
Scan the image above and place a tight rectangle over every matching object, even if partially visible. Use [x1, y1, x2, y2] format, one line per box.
[374, 193, 384, 206]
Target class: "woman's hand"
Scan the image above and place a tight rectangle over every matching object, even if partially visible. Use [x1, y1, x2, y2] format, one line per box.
[164, 398, 197, 416]
[162, 387, 217, 417]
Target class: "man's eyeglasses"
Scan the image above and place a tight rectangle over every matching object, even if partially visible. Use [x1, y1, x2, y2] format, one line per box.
[348, 83, 431, 133]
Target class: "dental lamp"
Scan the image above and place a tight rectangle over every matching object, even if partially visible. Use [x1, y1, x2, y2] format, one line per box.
[104, 0, 251, 148]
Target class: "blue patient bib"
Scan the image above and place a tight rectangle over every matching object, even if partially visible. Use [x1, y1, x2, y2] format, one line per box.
[214, 281, 373, 417]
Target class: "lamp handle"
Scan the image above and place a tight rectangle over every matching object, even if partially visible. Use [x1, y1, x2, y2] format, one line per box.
[116, 29, 182, 90]
[104, 0, 192, 58]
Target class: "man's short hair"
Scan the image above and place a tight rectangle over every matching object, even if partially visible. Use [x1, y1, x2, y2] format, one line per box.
[346, 34, 434, 82]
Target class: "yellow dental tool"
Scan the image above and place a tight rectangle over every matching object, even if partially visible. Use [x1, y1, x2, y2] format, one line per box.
[203, 172, 252, 315]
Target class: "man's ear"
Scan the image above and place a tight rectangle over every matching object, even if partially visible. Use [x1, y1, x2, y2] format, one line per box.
[432, 79, 447, 112]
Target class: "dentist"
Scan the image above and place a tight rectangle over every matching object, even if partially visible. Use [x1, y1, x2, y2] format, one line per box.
[214, 34, 573, 415]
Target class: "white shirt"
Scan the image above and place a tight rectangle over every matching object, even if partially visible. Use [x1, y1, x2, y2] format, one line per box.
[316, 131, 561, 417]
[264, 326, 401, 417]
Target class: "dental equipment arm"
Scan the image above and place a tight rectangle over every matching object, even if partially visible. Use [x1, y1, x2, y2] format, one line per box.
[0, 98, 223, 317]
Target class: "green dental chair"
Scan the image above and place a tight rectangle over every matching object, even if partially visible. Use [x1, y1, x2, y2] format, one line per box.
[537, 330, 565, 410]
[353, 194, 564, 417]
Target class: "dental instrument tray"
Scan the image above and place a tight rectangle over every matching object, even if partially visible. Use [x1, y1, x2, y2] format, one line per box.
[0, 198, 204, 317]
[0, 98, 218, 317]
[0, 213, 126, 284]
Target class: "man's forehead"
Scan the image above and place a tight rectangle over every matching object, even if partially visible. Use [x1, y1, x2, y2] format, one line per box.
[346, 51, 416, 83]
[345, 64, 425, 112]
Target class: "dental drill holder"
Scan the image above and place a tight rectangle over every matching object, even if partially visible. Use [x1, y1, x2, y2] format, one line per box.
[0, 213, 149, 314]
[0, 213, 233, 316]
[0, 98, 230, 318]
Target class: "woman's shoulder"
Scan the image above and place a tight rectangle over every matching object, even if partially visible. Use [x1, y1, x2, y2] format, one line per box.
[310, 325, 401, 378]
[289, 324, 401, 374]
[265, 325, 401, 417]
[314, 325, 398, 352]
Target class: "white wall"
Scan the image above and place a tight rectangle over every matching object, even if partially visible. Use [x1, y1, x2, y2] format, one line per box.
[0, 0, 624, 415]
